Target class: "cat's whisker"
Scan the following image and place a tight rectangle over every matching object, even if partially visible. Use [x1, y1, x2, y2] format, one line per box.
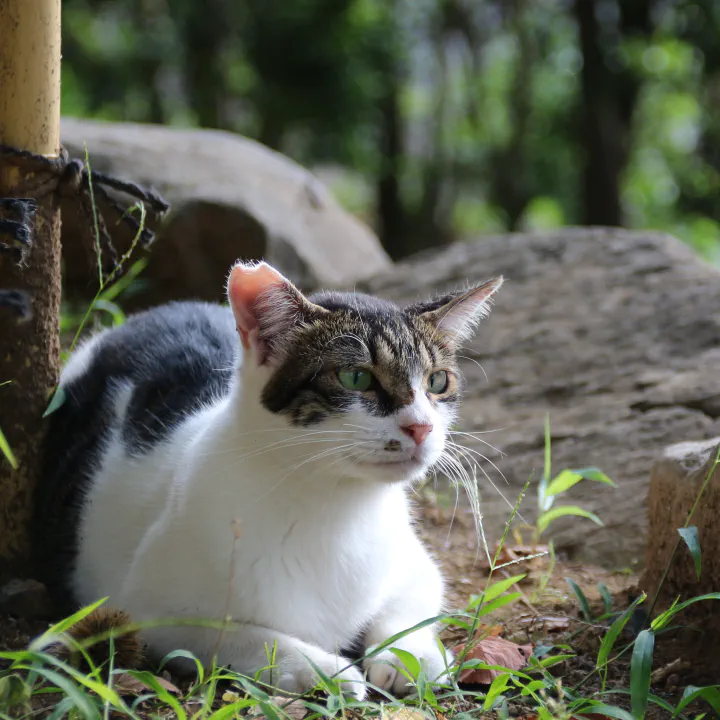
[276, 442, 374, 483]
[210, 431, 366, 463]
[437, 448, 485, 548]
[244, 442, 374, 504]
[444, 442, 527, 525]
[447, 438, 508, 480]
[456, 353, 489, 382]
[193, 428, 366, 457]
[448, 430, 506, 458]
[448, 441, 510, 496]
[432, 455, 469, 542]
[341, 423, 372, 432]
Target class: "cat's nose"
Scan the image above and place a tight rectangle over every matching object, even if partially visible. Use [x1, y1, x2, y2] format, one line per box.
[401, 423, 433, 445]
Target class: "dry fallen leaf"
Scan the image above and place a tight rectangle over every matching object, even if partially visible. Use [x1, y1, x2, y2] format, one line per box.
[455, 635, 533, 684]
[112, 672, 180, 696]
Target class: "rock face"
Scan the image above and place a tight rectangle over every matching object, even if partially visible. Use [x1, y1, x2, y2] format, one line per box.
[363, 228, 720, 568]
[60, 118, 390, 305]
[641, 438, 720, 608]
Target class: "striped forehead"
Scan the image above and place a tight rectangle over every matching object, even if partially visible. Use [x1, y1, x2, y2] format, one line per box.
[313, 309, 433, 387]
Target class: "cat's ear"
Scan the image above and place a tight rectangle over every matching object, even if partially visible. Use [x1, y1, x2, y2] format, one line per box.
[408, 277, 503, 345]
[227, 261, 326, 365]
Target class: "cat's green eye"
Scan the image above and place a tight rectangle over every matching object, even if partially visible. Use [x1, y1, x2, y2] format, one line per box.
[338, 369, 374, 391]
[428, 370, 449, 394]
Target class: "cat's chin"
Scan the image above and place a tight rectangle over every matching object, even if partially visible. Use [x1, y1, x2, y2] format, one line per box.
[346, 457, 430, 485]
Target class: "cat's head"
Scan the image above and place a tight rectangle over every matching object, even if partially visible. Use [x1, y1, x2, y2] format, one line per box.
[227, 261, 502, 485]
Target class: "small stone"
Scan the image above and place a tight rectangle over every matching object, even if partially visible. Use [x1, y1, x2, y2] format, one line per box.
[0, 578, 54, 619]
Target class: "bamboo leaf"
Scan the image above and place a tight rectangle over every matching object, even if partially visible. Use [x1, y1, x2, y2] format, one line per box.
[572, 467, 616, 486]
[539, 415, 552, 511]
[389, 648, 422, 679]
[675, 685, 720, 716]
[678, 526, 702, 579]
[43, 385, 67, 418]
[597, 594, 646, 671]
[538, 506, 603, 534]
[651, 593, 720, 631]
[468, 574, 526, 609]
[545, 470, 583, 497]
[565, 577, 592, 621]
[598, 582, 613, 615]
[0, 426, 18, 469]
[630, 630, 655, 719]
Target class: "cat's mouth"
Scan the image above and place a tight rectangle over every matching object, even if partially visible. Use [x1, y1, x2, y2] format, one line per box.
[361, 457, 422, 468]
[349, 454, 430, 484]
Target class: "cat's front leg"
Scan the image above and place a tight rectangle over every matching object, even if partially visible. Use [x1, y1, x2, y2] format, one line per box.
[362, 546, 453, 695]
[255, 630, 366, 700]
[150, 623, 366, 699]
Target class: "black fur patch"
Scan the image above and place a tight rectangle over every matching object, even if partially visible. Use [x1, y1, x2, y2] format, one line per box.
[34, 302, 236, 608]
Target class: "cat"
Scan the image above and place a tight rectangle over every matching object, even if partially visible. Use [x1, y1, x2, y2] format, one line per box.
[34, 260, 502, 699]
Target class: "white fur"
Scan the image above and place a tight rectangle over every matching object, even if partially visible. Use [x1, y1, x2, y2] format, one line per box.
[73, 342, 454, 698]
[59, 333, 104, 387]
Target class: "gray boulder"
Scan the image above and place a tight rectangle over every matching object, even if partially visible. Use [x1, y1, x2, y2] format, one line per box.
[60, 117, 390, 305]
[364, 229, 720, 568]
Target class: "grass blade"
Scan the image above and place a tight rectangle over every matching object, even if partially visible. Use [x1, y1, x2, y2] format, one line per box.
[597, 594, 646, 671]
[574, 703, 635, 720]
[598, 582, 613, 615]
[0, 426, 18, 469]
[468, 574, 526, 609]
[43, 385, 67, 418]
[630, 629, 655, 719]
[651, 593, 720, 631]
[545, 470, 583, 497]
[675, 685, 720, 717]
[565, 577, 592, 621]
[539, 415, 552, 511]
[32, 598, 108, 648]
[538, 506, 603, 534]
[677, 526, 701, 579]
[389, 648, 421, 679]
[572, 467, 616, 486]
[28, 666, 101, 719]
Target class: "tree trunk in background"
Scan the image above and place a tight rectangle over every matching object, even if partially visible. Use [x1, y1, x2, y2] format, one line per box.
[487, 0, 534, 230]
[376, 60, 408, 260]
[574, 0, 651, 226]
[0, 0, 62, 575]
[183, 0, 226, 129]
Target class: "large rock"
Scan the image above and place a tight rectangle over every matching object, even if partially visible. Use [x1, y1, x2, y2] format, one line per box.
[363, 228, 720, 568]
[60, 118, 390, 305]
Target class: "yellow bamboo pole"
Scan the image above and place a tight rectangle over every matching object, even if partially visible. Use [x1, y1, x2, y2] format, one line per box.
[0, 0, 62, 574]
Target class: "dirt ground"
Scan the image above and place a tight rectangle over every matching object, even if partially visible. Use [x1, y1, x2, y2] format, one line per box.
[416, 492, 720, 716]
[0, 493, 717, 717]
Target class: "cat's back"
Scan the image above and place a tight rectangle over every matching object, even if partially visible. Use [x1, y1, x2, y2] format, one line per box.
[35, 301, 237, 607]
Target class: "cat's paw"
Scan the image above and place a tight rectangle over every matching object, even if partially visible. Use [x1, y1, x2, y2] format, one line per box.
[363, 634, 452, 696]
[275, 648, 366, 700]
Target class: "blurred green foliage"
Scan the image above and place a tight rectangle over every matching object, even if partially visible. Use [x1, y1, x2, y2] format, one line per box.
[61, 0, 720, 262]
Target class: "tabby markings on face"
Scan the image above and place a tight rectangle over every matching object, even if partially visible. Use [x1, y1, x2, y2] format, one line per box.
[226, 263, 502, 485]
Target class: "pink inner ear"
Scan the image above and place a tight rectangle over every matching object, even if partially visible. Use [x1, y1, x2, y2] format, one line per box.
[227, 262, 286, 361]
